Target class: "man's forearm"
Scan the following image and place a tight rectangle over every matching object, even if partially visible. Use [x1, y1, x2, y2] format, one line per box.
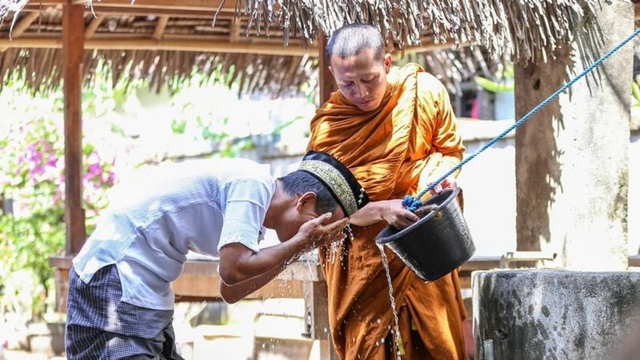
[218, 234, 309, 285]
[220, 265, 284, 303]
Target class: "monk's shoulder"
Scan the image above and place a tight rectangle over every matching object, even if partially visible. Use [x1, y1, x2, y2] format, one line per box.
[415, 73, 448, 111]
[416, 72, 447, 95]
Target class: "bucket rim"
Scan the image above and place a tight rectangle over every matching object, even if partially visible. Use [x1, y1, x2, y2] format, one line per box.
[375, 187, 461, 245]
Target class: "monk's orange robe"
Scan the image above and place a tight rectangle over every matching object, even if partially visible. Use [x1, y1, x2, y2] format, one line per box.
[307, 64, 468, 360]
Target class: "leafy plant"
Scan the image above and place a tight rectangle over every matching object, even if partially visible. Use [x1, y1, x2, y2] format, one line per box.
[475, 64, 515, 93]
[0, 115, 115, 320]
[632, 81, 640, 107]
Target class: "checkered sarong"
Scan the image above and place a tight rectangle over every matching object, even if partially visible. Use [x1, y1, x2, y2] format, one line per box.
[65, 264, 184, 360]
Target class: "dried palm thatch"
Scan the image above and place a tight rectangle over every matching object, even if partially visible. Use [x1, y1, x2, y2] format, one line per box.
[0, 47, 318, 96]
[211, 0, 602, 65]
[402, 46, 501, 95]
[0, 0, 604, 96]
[0, 44, 502, 97]
[0, 0, 602, 64]
[0, 0, 28, 23]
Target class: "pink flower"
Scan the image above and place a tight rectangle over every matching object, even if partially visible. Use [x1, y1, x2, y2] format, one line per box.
[46, 157, 58, 167]
[41, 140, 51, 152]
[30, 165, 45, 176]
[87, 163, 103, 178]
[107, 171, 116, 185]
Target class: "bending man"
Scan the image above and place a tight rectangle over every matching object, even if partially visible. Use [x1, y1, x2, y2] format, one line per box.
[65, 151, 369, 360]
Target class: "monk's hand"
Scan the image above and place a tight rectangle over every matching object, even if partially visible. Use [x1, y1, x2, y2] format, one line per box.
[298, 213, 349, 250]
[429, 176, 458, 195]
[381, 199, 420, 230]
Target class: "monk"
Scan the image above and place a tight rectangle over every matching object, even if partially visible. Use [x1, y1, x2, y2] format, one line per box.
[307, 23, 468, 359]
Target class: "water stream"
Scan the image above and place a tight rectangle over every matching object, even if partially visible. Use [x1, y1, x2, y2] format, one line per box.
[377, 243, 404, 359]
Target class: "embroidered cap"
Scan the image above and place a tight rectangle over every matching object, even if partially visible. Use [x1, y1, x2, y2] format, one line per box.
[299, 151, 370, 216]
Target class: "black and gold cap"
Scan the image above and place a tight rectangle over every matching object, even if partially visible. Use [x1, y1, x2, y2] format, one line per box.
[299, 150, 370, 216]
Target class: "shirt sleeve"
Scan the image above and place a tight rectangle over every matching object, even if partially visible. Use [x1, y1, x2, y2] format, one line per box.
[217, 177, 273, 253]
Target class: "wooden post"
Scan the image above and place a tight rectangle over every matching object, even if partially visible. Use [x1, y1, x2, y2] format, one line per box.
[318, 31, 336, 105]
[304, 281, 340, 360]
[314, 30, 340, 360]
[63, 2, 86, 255]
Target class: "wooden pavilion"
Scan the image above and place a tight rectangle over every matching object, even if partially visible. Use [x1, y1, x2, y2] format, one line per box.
[1, 0, 639, 358]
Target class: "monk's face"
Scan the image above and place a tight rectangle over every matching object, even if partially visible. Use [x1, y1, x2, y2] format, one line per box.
[329, 48, 392, 112]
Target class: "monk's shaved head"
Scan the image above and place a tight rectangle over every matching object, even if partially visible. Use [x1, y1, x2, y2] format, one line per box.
[326, 23, 385, 63]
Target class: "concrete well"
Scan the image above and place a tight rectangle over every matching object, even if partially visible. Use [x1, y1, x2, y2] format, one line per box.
[473, 270, 640, 360]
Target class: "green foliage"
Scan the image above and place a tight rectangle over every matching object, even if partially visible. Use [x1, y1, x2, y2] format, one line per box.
[171, 118, 187, 135]
[632, 81, 640, 107]
[0, 114, 115, 320]
[475, 76, 515, 93]
[0, 71, 314, 323]
[475, 64, 515, 93]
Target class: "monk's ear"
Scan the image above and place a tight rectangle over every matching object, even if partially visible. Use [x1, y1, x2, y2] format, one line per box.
[328, 66, 334, 76]
[383, 54, 392, 73]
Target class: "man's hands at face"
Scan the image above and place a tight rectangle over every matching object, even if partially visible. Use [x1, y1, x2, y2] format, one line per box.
[298, 213, 349, 250]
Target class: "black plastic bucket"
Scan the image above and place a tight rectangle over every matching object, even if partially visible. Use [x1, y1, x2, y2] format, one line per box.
[376, 188, 475, 282]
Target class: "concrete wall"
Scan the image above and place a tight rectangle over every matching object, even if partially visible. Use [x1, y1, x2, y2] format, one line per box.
[473, 270, 640, 360]
[513, 0, 633, 270]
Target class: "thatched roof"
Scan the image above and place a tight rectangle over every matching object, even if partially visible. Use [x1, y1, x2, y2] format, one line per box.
[0, 0, 610, 95]
[0, 6, 321, 95]
[1, 47, 317, 96]
[219, 0, 602, 63]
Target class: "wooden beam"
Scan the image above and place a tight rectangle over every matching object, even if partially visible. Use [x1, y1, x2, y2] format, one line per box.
[229, 20, 241, 43]
[318, 31, 336, 105]
[630, 255, 640, 267]
[400, 40, 470, 54]
[50, 257, 325, 282]
[30, 0, 231, 9]
[23, 4, 238, 18]
[84, 13, 105, 39]
[73, 0, 236, 12]
[0, 37, 319, 56]
[9, 11, 40, 38]
[49, 256, 325, 311]
[152, 15, 170, 40]
[0, 11, 40, 52]
[62, 3, 86, 255]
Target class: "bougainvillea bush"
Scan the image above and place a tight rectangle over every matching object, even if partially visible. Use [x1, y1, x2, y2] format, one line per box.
[0, 111, 116, 321]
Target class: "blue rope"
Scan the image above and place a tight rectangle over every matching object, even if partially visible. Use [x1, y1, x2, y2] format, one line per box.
[404, 27, 640, 213]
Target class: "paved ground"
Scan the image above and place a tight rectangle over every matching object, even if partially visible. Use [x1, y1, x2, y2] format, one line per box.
[4, 350, 64, 360]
